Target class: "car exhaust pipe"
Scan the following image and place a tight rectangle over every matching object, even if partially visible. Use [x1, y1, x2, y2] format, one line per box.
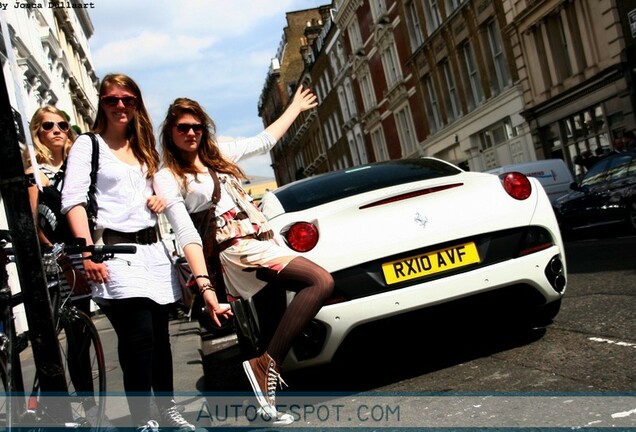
[545, 256, 566, 293]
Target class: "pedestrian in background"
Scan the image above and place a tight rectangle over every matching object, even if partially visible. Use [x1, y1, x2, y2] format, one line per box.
[61, 73, 195, 432]
[23, 105, 103, 418]
[154, 85, 333, 424]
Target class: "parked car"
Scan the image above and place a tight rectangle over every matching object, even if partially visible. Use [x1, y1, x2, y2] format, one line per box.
[485, 159, 574, 204]
[553, 151, 636, 234]
[234, 158, 566, 371]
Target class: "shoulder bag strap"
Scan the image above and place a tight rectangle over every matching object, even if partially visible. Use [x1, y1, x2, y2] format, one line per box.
[198, 168, 223, 289]
[82, 132, 100, 226]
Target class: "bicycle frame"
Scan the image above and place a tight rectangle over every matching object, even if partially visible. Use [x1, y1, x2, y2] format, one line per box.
[0, 234, 136, 429]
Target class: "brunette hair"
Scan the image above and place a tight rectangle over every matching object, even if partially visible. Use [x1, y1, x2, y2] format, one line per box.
[93, 73, 159, 177]
[159, 97, 245, 191]
[24, 105, 76, 166]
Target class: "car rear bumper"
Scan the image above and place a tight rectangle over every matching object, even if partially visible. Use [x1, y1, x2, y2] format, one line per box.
[283, 244, 565, 370]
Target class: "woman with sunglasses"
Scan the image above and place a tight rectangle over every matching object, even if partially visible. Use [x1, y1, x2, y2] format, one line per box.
[60, 73, 226, 432]
[25, 106, 76, 246]
[23, 104, 102, 416]
[154, 85, 333, 424]
[24, 106, 92, 295]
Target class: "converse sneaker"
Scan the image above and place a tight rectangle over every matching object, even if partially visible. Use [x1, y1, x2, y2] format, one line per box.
[160, 401, 196, 431]
[137, 419, 160, 432]
[242, 352, 287, 409]
[255, 405, 294, 426]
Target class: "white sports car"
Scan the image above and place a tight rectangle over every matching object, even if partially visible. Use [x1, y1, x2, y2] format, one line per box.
[233, 157, 566, 370]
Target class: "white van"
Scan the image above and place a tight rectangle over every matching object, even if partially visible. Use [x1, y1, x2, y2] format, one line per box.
[485, 159, 574, 204]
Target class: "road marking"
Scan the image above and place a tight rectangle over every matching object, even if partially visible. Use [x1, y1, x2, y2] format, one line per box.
[588, 337, 636, 348]
[612, 408, 636, 419]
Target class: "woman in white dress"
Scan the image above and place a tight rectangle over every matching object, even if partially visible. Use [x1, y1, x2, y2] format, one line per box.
[154, 85, 333, 421]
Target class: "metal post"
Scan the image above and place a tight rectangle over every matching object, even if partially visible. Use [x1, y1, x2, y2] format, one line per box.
[0, 62, 69, 396]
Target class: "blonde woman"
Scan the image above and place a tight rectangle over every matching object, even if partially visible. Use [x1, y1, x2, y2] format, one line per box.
[24, 105, 75, 247]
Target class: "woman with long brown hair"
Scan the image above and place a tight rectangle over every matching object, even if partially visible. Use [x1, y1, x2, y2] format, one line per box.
[60, 73, 211, 431]
[155, 85, 333, 424]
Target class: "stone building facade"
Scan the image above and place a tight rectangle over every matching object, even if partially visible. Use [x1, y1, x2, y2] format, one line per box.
[263, 1, 635, 187]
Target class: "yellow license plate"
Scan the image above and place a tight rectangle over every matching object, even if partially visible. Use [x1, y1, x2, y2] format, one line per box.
[382, 242, 480, 285]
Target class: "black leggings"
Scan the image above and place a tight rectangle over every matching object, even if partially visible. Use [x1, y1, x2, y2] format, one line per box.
[96, 297, 173, 424]
[257, 256, 334, 366]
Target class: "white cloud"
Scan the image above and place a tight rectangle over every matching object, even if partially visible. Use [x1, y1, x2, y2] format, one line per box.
[94, 31, 217, 70]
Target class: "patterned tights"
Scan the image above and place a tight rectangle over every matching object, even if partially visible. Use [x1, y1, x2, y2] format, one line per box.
[259, 256, 334, 366]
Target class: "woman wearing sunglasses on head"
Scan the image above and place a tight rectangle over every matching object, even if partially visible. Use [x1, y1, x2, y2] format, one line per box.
[154, 85, 333, 424]
[60, 73, 226, 432]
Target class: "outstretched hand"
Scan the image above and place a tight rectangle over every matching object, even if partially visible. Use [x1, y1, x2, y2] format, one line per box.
[291, 84, 318, 113]
[202, 291, 234, 328]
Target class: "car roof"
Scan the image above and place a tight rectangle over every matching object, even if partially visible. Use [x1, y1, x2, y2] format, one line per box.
[272, 158, 462, 212]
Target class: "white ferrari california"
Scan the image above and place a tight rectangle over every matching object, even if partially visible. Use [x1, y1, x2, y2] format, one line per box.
[232, 157, 567, 371]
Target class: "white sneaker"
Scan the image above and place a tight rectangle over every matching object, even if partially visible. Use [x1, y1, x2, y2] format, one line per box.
[137, 419, 160, 432]
[254, 405, 294, 426]
[160, 402, 196, 431]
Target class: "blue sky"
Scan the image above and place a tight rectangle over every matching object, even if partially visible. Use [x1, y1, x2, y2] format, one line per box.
[87, 0, 322, 178]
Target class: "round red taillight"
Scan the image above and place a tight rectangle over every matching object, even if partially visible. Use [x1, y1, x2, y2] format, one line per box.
[285, 222, 319, 252]
[501, 172, 532, 200]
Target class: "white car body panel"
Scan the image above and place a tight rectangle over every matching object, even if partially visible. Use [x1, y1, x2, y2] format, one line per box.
[264, 173, 561, 274]
[252, 158, 566, 370]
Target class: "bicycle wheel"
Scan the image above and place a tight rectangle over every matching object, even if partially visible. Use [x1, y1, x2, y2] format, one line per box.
[0, 350, 7, 429]
[38, 306, 107, 428]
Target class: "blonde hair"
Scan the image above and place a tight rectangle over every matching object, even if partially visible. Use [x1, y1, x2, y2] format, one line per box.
[159, 97, 245, 192]
[24, 105, 76, 166]
[92, 73, 159, 177]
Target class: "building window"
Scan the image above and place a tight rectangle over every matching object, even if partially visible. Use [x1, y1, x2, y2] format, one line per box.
[546, 13, 574, 81]
[371, 127, 389, 162]
[423, 75, 442, 132]
[478, 118, 517, 152]
[445, 0, 462, 13]
[359, 72, 376, 111]
[381, 42, 401, 88]
[441, 60, 460, 121]
[370, 0, 388, 22]
[348, 18, 363, 52]
[486, 20, 510, 93]
[461, 41, 483, 110]
[395, 104, 418, 156]
[423, 0, 442, 35]
[344, 78, 357, 117]
[355, 130, 368, 164]
[338, 86, 350, 122]
[405, 0, 424, 51]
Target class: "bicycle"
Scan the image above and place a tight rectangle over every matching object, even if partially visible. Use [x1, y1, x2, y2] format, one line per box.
[0, 229, 136, 429]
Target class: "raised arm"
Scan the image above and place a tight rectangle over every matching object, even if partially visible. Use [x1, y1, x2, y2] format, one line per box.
[263, 84, 317, 141]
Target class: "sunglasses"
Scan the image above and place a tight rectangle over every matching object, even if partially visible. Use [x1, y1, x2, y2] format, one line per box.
[100, 96, 137, 107]
[41, 121, 70, 132]
[175, 123, 205, 134]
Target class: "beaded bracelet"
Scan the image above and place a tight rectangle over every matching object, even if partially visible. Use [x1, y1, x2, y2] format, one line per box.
[199, 282, 216, 294]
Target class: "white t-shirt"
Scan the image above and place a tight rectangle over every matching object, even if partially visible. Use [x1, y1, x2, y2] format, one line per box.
[154, 131, 276, 249]
[61, 134, 179, 304]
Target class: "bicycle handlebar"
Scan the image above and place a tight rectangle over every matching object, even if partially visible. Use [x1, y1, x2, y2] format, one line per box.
[62, 244, 137, 255]
[48, 242, 137, 263]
